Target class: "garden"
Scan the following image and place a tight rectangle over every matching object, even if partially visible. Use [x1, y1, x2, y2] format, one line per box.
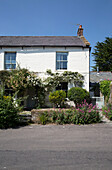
[0, 67, 111, 128]
[31, 101, 101, 125]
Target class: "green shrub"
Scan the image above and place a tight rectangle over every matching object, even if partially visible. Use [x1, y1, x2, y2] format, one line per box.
[0, 90, 22, 129]
[100, 80, 111, 103]
[49, 90, 66, 107]
[67, 87, 90, 106]
[39, 112, 49, 125]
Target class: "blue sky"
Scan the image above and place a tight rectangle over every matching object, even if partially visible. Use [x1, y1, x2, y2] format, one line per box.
[0, 0, 112, 70]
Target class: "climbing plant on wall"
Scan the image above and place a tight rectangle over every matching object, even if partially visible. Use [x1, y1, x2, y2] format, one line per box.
[44, 69, 84, 92]
[0, 66, 45, 107]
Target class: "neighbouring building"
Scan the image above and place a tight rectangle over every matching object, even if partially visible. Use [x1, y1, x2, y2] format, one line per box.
[90, 71, 112, 97]
[90, 71, 112, 108]
[0, 25, 91, 108]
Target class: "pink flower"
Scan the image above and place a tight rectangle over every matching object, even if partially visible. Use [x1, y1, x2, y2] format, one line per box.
[93, 105, 96, 109]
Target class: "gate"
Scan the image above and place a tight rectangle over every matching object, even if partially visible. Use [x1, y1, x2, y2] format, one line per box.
[91, 96, 104, 109]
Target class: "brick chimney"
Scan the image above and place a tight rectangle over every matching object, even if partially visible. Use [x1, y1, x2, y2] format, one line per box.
[77, 25, 83, 36]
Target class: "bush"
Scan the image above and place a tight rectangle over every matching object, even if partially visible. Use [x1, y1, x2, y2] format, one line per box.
[67, 87, 90, 107]
[73, 101, 101, 124]
[0, 90, 22, 129]
[38, 112, 49, 125]
[102, 104, 112, 120]
[49, 90, 66, 107]
[100, 80, 111, 103]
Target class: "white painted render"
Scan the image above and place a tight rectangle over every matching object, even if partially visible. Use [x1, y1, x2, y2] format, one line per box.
[0, 46, 90, 91]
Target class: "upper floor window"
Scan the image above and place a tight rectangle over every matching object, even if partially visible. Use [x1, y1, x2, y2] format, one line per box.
[4, 52, 16, 70]
[56, 52, 68, 70]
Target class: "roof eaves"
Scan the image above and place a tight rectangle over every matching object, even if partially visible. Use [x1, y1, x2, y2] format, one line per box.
[0, 44, 87, 48]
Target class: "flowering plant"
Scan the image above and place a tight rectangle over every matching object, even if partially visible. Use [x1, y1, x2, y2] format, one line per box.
[37, 101, 101, 125]
[102, 104, 112, 120]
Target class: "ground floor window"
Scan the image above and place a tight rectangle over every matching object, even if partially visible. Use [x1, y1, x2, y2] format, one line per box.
[56, 82, 68, 96]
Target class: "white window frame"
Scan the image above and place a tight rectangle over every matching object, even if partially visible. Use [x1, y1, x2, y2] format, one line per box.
[4, 52, 16, 70]
[56, 52, 68, 70]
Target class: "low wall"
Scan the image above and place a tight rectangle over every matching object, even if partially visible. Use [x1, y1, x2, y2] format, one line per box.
[31, 108, 70, 123]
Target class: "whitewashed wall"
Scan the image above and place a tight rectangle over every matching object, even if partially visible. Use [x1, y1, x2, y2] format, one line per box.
[0, 46, 90, 91]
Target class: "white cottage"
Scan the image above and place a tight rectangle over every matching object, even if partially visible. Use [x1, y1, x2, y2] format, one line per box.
[0, 25, 91, 108]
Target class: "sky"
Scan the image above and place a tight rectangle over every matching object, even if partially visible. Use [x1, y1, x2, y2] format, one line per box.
[0, 0, 112, 71]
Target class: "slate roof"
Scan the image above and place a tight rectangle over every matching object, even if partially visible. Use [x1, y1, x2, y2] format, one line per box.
[90, 72, 112, 83]
[0, 36, 90, 47]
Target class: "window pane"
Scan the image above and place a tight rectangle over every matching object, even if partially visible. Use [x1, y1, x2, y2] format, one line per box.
[60, 55, 63, 60]
[11, 56, 16, 60]
[63, 55, 67, 60]
[5, 60, 10, 64]
[11, 53, 16, 60]
[63, 62, 67, 69]
[60, 62, 63, 69]
[5, 64, 11, 69]
[5, 55, 10, 61]
[11, 60, 16, 64]
[12, 64, 16, 69]
[56, 55, 60, 60]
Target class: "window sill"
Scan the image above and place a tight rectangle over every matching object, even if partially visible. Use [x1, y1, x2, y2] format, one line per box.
[56, 69, 67, 72]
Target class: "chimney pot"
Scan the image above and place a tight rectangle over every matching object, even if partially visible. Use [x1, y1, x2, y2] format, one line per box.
[79, 25, 82, 28]
[77, 25, 83, 36]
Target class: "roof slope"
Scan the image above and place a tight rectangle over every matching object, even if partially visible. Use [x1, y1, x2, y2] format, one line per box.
[90, 72, 112, 83]
[0, 36, 90, 47]
[80, 36, 90, 46]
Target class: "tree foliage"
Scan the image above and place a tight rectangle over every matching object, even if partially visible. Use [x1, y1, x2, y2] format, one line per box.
[6, 67, 42, 92]
[92, 37, 112, 71]
[0, 89, 22, 129]
[0, 70, 10, 87]
[0, 66, 45, 108]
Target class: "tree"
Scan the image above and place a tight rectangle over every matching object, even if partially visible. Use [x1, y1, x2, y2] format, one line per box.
[0, 89, 21, 129]
[92, 37, 112, 71]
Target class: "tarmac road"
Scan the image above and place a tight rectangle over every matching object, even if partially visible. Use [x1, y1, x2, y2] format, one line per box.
[0, 123, 112, 170]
